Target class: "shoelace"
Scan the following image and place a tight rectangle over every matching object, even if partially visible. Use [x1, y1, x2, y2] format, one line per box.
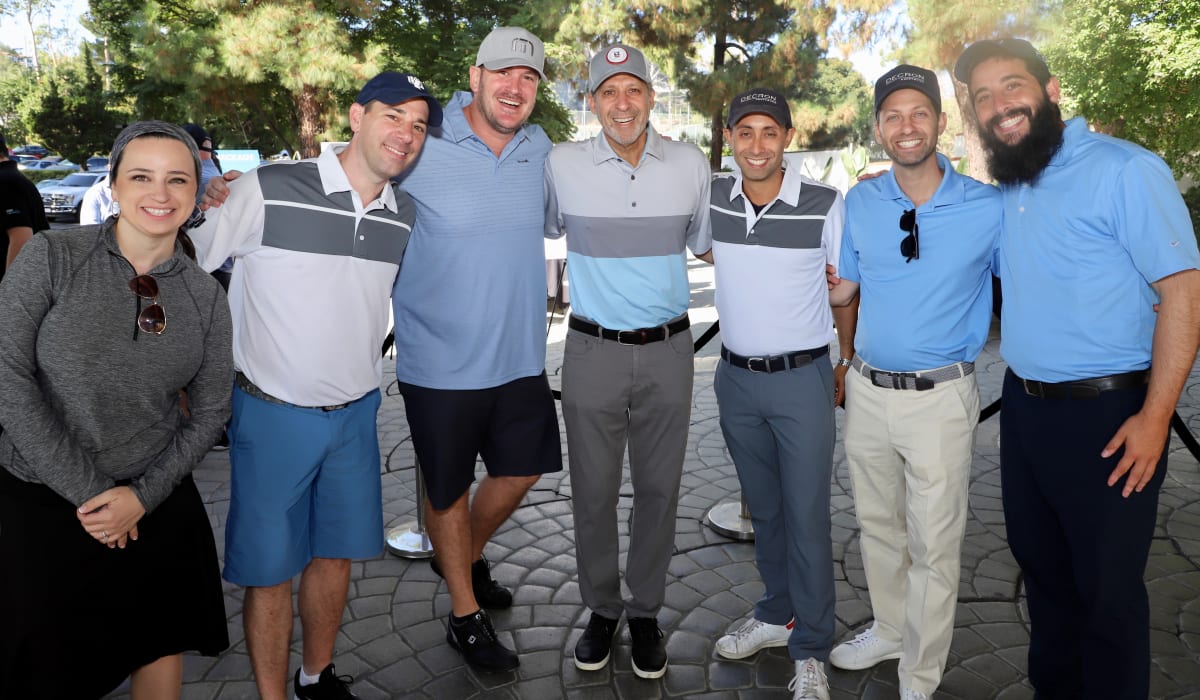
[787, 661, 824, 695]
[474, 612, 500, 642]
[732, 618, 771, 641]
[847, 629, 879, 648]
[629, 621, 663, 643]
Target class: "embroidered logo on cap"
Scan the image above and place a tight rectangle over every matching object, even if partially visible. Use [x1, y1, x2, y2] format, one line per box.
[407, 75, 425, 90]
[606, 46, 629, 65]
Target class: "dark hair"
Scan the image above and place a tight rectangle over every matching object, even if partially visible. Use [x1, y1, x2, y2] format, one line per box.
[109, 121, 202, 260]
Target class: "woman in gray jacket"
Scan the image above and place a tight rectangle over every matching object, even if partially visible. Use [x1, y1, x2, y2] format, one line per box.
[0, 121, 233, 699]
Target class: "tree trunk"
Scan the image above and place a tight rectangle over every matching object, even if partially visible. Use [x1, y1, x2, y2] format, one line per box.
[709, 36, 726, 171]
[296, 84, 324, 159]
[24, 1, 40, 76]
[953, 81, 990, 183]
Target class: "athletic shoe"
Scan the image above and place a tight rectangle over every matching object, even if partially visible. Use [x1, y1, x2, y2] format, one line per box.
[628, 617, 667, 679]
[829, 624, 903, 670]
[574, 612, 620, 671]
[446, 609, 519, 672]
[788, 658, 830, 700]
[901, 689, 929, 700]
[715, 616, 793, 659]
[211, 432, 230, 451]
[430, 555, 513, 609]
[293, 664, 357, 700]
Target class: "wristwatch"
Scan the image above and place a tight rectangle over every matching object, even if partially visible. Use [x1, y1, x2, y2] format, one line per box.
[836, 357, 853, 368]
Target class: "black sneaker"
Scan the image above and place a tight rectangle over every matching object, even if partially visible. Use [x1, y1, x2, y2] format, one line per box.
[430, 555, 513, 609]
[293, 664, 357, 699]
[628, 617, 667, 679]
[446, 609, 519, 672]
[574, 612, 620, 671]
[212, 431, 230, 451]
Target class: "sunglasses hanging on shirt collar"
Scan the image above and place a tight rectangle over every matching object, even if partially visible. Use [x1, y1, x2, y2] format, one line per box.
[899, 209, 919, 263]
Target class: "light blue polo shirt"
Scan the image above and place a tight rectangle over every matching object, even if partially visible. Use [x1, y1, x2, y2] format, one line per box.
[391, 91, 552, 390]
[544, 126, 712, 329]
[839, 153, 1001, 372]
[998, 118, 1200, 382]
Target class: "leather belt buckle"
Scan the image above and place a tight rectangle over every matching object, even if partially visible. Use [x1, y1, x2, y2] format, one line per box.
[746, 356, 770, 373]
[617, 329, 647, 345]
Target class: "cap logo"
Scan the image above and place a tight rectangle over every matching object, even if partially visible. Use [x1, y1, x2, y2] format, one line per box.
[407, 75, 425, 91]
[740, 92, 778, 105]
[510, 37, 536, 58]
[606, 46, 629, 65]
[886, 72, 925, 85]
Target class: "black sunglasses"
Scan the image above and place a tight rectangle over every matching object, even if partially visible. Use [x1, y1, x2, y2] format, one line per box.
[129, 275, 166, 335]
[899, 209, 919, 263]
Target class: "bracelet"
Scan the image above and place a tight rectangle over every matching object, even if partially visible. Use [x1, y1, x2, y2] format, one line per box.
[836, 357, 853, 368]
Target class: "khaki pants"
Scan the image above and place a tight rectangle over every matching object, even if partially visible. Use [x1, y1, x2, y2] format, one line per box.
[844, 368, 978, 695]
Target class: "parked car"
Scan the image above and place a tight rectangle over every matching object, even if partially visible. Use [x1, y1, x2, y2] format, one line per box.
[28, 159, 80, 173]
[85, 156, 109, 172]
[40, 172, 106, 222]
[36, 178, 64, 191]
[12, 144, 50, 159]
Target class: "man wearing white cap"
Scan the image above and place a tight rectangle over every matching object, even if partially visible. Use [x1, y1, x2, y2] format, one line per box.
[545, 42, 712, 680]
[392, 26, 563, 674]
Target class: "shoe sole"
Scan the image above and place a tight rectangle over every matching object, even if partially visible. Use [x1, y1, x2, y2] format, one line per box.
[574, 651, 611, 671]
[828, 649, 902, 671]
[715, 636, 789, 660]
[632, 660, 667, 679]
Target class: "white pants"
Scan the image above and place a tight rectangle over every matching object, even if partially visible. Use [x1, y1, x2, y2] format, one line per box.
[844, 368, 978, 695]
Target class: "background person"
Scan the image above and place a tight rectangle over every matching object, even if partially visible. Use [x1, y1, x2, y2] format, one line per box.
[0, 131, 49, 282]
[0, 120, 233, 699]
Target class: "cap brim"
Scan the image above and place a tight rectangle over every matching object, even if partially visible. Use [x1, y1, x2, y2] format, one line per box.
[478, 59, 547, 82]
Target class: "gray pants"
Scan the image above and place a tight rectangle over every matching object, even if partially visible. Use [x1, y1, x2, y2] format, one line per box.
[713, 358, 836, 660]
[562, 324, 694, 620]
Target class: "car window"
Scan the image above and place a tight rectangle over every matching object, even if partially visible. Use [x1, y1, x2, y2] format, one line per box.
[60, 173, 102, 187]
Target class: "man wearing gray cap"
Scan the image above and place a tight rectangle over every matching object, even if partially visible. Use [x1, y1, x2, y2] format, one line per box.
[545, 42, 712, 679]
[392, 26, 562, 674]
[191, 71, 441, 700]
[826, 64, 1001, 700]
[709, 87, 852, 700]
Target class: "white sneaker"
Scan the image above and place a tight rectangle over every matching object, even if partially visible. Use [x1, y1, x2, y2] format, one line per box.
[901, 689, 929, 700]
[788, 658, 830, 700]
[828, 624, 902, 670]
[715, 617, 793, 659]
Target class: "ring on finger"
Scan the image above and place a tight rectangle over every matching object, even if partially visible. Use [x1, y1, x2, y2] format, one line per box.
[102, 530, 109, 541]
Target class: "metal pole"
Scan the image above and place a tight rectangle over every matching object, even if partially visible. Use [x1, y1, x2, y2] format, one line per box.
[385, 457, 434, 558]
[704, 493, 755, 541]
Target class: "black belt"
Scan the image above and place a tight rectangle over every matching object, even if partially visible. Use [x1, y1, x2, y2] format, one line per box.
[568, 315, 690, 345]
[235, 372, 351, 411]
[1017, 369, 1149, 400]
[721, 344, 829, 373]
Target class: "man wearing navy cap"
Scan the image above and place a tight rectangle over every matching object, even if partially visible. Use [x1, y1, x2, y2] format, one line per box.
[708, 87, 852, 700]
[956, 39, 1200, 699]
[827, 64, 1001, 700]
[190, 72, 441, 700]
[545, 43, 712, 680]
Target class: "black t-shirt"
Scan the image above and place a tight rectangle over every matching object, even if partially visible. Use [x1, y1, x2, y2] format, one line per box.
[0, 160, 50, 282]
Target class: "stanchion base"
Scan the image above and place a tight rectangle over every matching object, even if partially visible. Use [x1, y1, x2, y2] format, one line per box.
[705, 500, 755, 541]
[385, 522, 434, 559]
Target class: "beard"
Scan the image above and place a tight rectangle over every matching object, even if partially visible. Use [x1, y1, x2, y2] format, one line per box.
[979, 96, 1064, 186]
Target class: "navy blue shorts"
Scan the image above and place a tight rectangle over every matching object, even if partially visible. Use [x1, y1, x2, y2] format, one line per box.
[223, 386, 384, 587]
[399, 372, 562, 510]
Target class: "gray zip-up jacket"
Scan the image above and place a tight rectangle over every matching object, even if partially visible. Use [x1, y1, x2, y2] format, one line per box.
[0, 223, 233, 512]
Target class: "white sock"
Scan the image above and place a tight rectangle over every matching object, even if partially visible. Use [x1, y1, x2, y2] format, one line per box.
[299, 667, 322, 686]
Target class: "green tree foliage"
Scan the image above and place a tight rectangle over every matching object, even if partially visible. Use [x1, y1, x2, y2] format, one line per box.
[791, 59, 873, 149]
[0, 44, 38, 143]
[1043, 0, 1200, 180]
[30, 49, 122, 162]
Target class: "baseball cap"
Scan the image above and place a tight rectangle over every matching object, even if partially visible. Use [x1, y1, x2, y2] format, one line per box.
[874, 64, 942, 115]
[476, 27, 546, 81]
[588, 44, 651, 94]
[182, 123, 215, 152]
[953, 38, 1051, 85]
[726, 88, 793, 129]
[355, 72, 444, 128]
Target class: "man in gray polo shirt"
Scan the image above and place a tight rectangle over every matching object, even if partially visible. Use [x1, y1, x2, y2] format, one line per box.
[544, 43, 711, 679]
[708, 88, 853, 700]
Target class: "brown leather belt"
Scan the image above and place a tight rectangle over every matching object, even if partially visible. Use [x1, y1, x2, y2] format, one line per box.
[1017, 369, 1149, 400]
[235, 372, 350, 411]
[568, 315, 690, 345]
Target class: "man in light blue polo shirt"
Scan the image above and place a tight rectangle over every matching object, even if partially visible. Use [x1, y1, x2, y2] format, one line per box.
[392, 27, 563, 674]
[708, 87, 853, 700]
[956, 39, 1200, 699]
[544, 43, 711, 680]
[827, 65, 1001, 700]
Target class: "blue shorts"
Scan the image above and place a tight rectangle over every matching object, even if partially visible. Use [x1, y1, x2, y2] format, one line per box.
[223, 385, 384, 587]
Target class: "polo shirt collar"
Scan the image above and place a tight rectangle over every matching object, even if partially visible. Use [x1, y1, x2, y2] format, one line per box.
[1046, 116, 1087, 170]
[877, 152, 966, 209]
[728, 162, 804, 209]
[316, 144, 398, 212]
[592, 124, 665, 166]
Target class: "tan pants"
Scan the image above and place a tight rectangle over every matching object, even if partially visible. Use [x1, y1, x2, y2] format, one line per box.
[844, 368, 978, 695]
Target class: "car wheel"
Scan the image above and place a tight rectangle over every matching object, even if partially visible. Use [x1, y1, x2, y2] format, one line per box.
[72, 204, 82, 223]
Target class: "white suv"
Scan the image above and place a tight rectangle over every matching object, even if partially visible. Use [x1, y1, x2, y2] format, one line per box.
[40, 172, 106, 222]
